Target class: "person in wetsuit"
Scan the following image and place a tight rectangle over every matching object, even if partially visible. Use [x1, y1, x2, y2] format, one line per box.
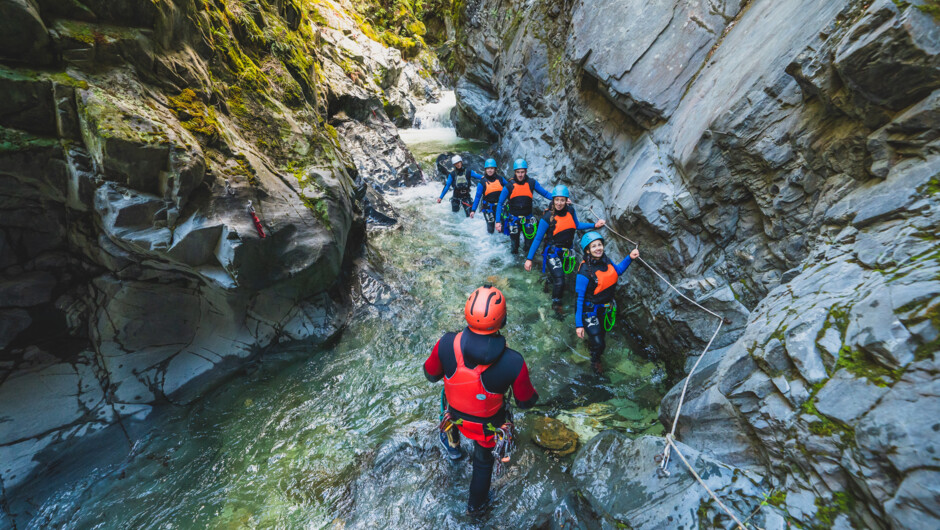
[494, 158, 553, 255]
[524, 185, 606, 312]
[423, 285, 539, 514]
[437, 155, 482, 216]
[574, 232, 640, 374]
[469, 159, 508, 234]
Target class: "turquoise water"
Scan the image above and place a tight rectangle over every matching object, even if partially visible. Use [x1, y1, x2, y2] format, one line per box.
[23, 183, 665, 529]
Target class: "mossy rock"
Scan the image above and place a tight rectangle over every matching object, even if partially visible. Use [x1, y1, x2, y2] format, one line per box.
[531, 416, 579, 456]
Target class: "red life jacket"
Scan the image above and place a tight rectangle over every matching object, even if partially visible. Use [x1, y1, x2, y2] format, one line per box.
[444, 332, 504, 441]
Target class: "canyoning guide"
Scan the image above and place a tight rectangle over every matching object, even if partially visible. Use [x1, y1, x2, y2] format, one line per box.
[423, 285, 539, 514]
[494, 159, 553, 254]
[575, 232, 640, 374]
[437, 155, 483, 216]
[469, 158, 508, 234]
[524, 185, 605, 312]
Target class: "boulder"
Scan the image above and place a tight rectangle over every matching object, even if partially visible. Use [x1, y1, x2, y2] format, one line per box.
[0, 0, 53, 65]
[531, 416, 580, 456]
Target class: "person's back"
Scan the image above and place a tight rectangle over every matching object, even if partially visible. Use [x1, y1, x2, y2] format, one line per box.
[423, 285, 539, 513]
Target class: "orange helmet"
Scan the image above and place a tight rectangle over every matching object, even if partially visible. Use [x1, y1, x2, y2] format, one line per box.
[464, 284, 506, 334]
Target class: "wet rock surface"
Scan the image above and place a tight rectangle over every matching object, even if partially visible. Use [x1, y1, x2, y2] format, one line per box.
[452, 0, 940, 527]
[531, 416, 579, 456]
[0, 0, 437, 499]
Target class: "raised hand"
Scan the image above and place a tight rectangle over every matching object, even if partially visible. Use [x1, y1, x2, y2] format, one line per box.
[594, 219, 606, 228]
[630, 248, 640, 259]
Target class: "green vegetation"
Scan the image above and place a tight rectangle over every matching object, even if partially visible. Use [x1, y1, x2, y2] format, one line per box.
[801, 398, 854, 438]
[815, 492, 854, 526]
[835, 346, 903, 387]
[168, 89, 223, 143]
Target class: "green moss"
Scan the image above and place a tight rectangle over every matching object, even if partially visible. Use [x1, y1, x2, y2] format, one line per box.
[168, 88, 222, 143]
[916, 0, 940, 20]
[766, 490, 787, 507]
[0, 128, 60, 152]
[815, 492, 853, 527]
[836, 346, 903, 387]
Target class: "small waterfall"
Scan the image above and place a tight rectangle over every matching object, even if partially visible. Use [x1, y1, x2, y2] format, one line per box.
[412, 90, 456, 129]
[398, 90, 459, 146]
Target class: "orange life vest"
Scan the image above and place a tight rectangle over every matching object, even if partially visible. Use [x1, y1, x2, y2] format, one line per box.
[483, 178, 504, 202]
[578, 256, 619, 304]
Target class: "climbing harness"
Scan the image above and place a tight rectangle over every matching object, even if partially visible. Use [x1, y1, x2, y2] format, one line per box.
[492, 420, 516, 476]
[439, 388, 461, 448]
[585, 301, 616, 331]
[562, 249, 576, 274]
[587, 205, 744, 528]
[247, 200, 266, 239]
[522, 217, 537, 239]
[603, 301, 616, 331]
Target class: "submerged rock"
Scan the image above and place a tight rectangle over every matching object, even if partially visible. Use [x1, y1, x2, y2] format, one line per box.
[531, 416, 580, 456]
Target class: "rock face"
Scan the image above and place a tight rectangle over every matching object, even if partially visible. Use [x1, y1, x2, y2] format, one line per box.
[452, 0, 940, 527]
[0, 0, 435, 497]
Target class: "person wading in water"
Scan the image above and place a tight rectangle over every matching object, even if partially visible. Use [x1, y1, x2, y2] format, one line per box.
[423, 285, 539, 514]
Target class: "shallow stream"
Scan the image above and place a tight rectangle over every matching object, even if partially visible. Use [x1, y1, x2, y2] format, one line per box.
[20, 102, 665, 529]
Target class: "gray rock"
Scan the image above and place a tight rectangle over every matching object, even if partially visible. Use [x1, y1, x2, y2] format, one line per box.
[856, 359, 940, 475]
[845, 285, 917, 370]
[815, 369, 889, 424]
[834, 0, 940, 112]
[568, 0, 744, 125]
[0, 0, 53, 65]
[0, 271, 56, 307]
[572, 433, 768, 528]
[885, 469, 940, 529]
[0, 308, 31, 349]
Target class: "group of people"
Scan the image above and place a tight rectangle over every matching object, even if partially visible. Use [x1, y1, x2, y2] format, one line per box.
[427, 155, 641, 514]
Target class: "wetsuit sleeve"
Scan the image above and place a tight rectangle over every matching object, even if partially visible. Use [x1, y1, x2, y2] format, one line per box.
[575, 274, 589, 328]
[571, 207, 594, 230]
[469, 169, 484, 182]
[512, 362, 539, 409]
[438, 175, 453, 200]
[526, 219, 549, 261]
[472, 181, 484, 211]
[614, 255, 633, 275]
[423, 339, 444, 382]
[532, 179, 553, 200]
[495, 186, 510, 219]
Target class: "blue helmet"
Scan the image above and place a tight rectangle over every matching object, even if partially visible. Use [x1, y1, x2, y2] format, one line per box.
[512, 158, 528, 171]
[580, 231, 604, 251]
[551, 185, 570, 198]
[484, 158, 497, 169]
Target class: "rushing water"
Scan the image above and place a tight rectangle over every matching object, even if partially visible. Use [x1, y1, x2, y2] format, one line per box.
[398, 90, 489, 174]
[18, 104, 665, 529]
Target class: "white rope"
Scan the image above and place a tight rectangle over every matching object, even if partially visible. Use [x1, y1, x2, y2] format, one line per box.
[665, 434, 746, 530]
[584, 205, 745, 525]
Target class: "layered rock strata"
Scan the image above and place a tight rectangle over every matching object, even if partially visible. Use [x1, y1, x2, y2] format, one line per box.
[452, 0, 940, 527]
[0, 0, 433, 497]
